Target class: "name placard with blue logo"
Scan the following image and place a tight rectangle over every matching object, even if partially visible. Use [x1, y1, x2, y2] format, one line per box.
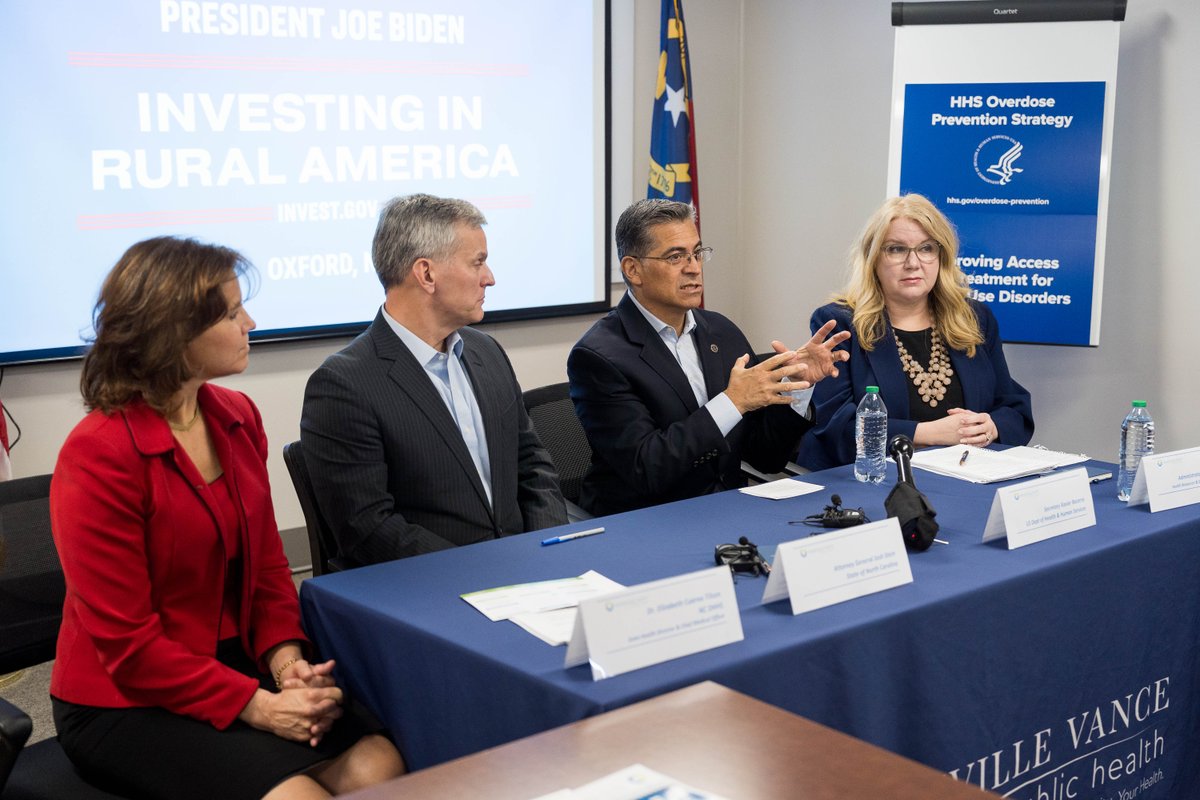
[898, 81, 1106, 346]
[563, 566, 743, 681]
[982, 467, 1096, 548]
[1127, 446, 1200, 512]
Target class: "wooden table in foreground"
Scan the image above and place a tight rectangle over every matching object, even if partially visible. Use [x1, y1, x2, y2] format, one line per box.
[341, 682, 998, 799]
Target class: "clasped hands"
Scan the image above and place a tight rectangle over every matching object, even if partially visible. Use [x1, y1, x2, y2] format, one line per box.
[724, 320, 850, 415]
[915, 409, 998, 447]
[242, 657, 344, 748]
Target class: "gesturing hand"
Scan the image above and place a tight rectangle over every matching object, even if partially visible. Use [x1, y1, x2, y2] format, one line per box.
[723, 350, 809, 415]
[769, 319, 850, 385]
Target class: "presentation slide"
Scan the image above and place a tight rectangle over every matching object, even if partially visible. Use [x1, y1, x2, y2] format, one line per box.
[0, 0, 608, 365]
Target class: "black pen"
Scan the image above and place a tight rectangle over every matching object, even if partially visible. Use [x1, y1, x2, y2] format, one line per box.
[959, 450, 970, 466]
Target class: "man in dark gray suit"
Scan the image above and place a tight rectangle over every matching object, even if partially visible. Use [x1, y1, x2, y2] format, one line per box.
[301, 194, 567, 565]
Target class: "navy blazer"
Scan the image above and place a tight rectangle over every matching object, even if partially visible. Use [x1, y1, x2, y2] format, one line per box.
[797, 301, 1034, 470]
[301, 312, 567, 565]
[568, 294, 810, 516]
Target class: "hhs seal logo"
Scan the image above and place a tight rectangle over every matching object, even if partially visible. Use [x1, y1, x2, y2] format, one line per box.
[974, 135, 1024, 185]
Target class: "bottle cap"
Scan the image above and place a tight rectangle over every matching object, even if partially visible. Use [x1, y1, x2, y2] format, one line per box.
[1132, 400, 1147, 408]
[865, 386, 879, 393]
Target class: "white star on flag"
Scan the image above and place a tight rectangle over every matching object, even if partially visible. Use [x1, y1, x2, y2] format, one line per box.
[663, 83, 687, 127]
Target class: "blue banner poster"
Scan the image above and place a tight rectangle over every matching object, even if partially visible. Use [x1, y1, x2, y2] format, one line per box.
[899, 82, 1105, 346]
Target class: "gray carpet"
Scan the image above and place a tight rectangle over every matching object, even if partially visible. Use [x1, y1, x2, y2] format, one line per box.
[0, 660, 55, 744]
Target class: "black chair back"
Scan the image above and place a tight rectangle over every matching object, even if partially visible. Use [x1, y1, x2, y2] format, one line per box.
[0, 474, 126, 798]
[282, 440, 345, 576]
[0, 474, 62, 676]
[522, 382, 592, 507]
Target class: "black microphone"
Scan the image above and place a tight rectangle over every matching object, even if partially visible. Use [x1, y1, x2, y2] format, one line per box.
[884, 435, 939, 552]
[889, 435, 915, 485]
[791, 494, 868, 529]
[715, 537, 770, 576]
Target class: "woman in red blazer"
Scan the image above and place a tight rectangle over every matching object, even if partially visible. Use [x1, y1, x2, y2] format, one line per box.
[50, 237, 404, 799]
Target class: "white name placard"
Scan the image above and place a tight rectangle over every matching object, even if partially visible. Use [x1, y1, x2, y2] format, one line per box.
[760, 518, 913, 615]
[982, 468, 1096, 548]
[1126, 446, 1200, 512]
[563, 566, 743, 681]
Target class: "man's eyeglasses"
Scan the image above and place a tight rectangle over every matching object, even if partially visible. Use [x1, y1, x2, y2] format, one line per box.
[635, 246, 714, 267]
[881, 242, 940, 264]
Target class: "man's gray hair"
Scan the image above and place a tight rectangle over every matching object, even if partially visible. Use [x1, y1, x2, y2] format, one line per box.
[372, 194, 487, 288]
[614, 199, 696, 260]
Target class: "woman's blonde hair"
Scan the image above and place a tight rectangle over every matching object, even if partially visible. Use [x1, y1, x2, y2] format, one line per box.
[831, 194, 983, 356]
[81, 237, 254, 414]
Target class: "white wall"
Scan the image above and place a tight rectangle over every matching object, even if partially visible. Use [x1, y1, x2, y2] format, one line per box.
[733, 0, 1200, 462]
[4, 0, 1197, 559]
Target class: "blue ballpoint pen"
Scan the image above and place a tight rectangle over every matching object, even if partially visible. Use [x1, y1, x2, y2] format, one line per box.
[540, 527, 605, 546]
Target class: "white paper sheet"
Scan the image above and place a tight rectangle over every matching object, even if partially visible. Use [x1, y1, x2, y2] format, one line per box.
[738, 478, 823, 499]
[461, 570, 624, 622]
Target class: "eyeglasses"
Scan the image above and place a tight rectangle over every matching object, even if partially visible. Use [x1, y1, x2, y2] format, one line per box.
[882, 242, 940, 264]
[635, 246, 714, 267]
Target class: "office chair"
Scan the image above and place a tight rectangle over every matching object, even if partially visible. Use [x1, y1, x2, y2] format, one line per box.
[0, 473, 126, 799]
[0, 475, 60, 677]
[282, 440, 347, 576]
[521, 382, 593, 521]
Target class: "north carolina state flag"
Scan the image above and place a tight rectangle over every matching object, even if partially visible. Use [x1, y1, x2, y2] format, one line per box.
[647, 0, 700, 219]
[0, 398, 11, 481]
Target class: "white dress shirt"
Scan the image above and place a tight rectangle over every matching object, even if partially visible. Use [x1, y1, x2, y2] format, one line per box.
[627, 294, 812, 436]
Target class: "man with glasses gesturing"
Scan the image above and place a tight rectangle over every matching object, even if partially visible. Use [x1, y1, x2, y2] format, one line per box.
[567, 199, 850, 516]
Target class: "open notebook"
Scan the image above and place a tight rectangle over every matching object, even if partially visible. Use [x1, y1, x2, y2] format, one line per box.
[911, 445, 1088, 484]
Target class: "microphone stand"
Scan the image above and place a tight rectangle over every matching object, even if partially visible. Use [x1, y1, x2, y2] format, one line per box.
[884, 435, 939, 551]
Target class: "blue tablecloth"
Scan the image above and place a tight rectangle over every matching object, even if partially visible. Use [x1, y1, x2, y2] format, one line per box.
[300, 463, 1200, 799]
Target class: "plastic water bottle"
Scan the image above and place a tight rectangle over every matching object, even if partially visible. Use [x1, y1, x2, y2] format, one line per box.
[854, 386, 888, 484]
[1117, 401, 1154, 501]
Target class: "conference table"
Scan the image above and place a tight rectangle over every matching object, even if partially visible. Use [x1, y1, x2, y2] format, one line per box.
[340, 681, 998, 799]
[300, 461, 1200, 799]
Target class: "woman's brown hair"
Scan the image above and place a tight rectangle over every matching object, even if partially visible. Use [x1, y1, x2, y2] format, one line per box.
[80, 236, 254, 414]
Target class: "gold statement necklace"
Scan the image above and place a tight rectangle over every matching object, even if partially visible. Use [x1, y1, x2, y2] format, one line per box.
[894, 328, 953, 407]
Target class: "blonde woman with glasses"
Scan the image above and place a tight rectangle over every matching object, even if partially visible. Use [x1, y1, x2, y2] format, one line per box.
[797, 194, 1033, 470]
